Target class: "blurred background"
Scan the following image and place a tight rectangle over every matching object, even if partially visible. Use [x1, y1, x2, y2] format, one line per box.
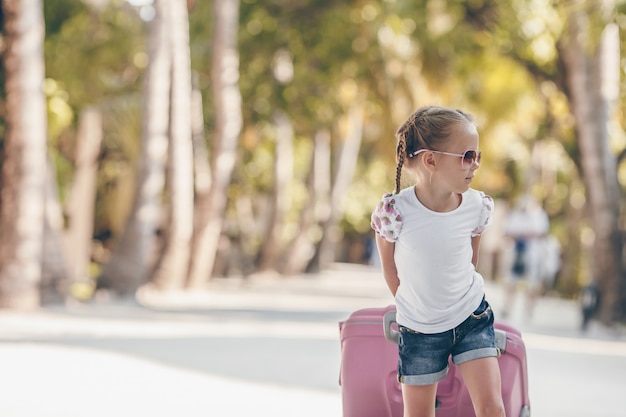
[0, 0, 626, 417]
[0, 0, 625, 415]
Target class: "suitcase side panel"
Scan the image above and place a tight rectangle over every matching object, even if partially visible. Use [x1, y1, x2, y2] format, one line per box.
[339, 306, 401, 417]
[497, 331, 531, 416]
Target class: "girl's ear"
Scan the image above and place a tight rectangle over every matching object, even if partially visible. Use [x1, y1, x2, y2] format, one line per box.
[422, 151, 437, 172]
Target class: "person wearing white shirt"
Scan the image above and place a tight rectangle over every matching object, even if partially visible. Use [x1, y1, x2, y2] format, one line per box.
[371, 106, 504, 417]
[501, 194, 550, 319]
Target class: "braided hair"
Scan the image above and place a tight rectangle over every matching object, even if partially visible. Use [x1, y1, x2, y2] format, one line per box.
[393, 106, 475, 194]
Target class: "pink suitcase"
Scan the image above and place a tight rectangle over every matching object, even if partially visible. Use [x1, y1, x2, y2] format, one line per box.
[338, 305, 530, 417]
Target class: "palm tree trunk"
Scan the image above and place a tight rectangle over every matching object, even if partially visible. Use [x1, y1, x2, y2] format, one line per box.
[64, 107, 102, 285]
[0, 0, 47, 309]
[561, 4, 622, 323]
[187, 0, 241, 288]
[150, 0, 194, 291]
[98, 0, 171, 295]
[256, 110, 294, 271]
[308, 103, 364, 272]
[41, 158, 68, 304]
[280, 149, 317, 275]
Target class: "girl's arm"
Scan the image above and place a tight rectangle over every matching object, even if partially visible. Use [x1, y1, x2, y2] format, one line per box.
[471, 235, 482, 268]
[375, 233, 400, 296]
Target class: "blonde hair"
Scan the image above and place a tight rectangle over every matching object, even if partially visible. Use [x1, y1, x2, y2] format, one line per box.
[394, 106, 475, 194]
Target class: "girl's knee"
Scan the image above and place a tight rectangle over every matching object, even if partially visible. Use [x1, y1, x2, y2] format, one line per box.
[475, 400, 505, 417]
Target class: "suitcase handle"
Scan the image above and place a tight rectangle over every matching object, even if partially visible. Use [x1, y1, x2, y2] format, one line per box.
[383, 310, 508, 352]
[383, 310, 399, 344]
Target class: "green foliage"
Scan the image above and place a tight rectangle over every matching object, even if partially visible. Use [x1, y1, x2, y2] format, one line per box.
[238, 0, 365, 131]
[94, 94, 142, 237]
[44, 3, 145, 111]
[40, 1, 146, 234]
[43, 0, 89, 37]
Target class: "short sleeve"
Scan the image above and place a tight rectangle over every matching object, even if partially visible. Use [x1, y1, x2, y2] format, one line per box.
[471, 192, 494, 237]
[371, 193, 403, 243]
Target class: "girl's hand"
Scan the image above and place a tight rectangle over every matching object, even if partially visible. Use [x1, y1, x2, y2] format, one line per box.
[376, 233, 400, 296]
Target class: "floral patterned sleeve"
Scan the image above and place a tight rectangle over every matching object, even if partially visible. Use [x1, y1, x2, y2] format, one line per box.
[471, 192, 494, 237]
[371, 193, 402, 243]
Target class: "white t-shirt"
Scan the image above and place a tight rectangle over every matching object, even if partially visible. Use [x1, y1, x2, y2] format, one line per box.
[371, 187, 494, 333]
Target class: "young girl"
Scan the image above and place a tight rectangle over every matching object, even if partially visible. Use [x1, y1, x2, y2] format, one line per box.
[371, 106, 505, 417]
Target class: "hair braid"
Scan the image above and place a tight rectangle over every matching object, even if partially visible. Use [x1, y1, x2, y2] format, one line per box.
[395, 136, 405, 194]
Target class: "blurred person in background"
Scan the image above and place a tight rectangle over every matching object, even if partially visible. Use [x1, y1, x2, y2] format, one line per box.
[501, 194, 552, 320]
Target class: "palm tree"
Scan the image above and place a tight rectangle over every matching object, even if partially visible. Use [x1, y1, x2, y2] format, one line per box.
[98, 0, 171, 295]
[151, 0, 194, 290]
[559, 1, 623, 322]
[187, 0, 242, 288]
[0, 0, 48, 309]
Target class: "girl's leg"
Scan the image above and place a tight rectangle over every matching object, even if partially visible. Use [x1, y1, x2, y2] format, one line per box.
[401, 383, 438, 417]
[458, 357, 505, 417]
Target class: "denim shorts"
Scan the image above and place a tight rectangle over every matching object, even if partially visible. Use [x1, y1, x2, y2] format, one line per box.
[397, 298, 499, 386]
